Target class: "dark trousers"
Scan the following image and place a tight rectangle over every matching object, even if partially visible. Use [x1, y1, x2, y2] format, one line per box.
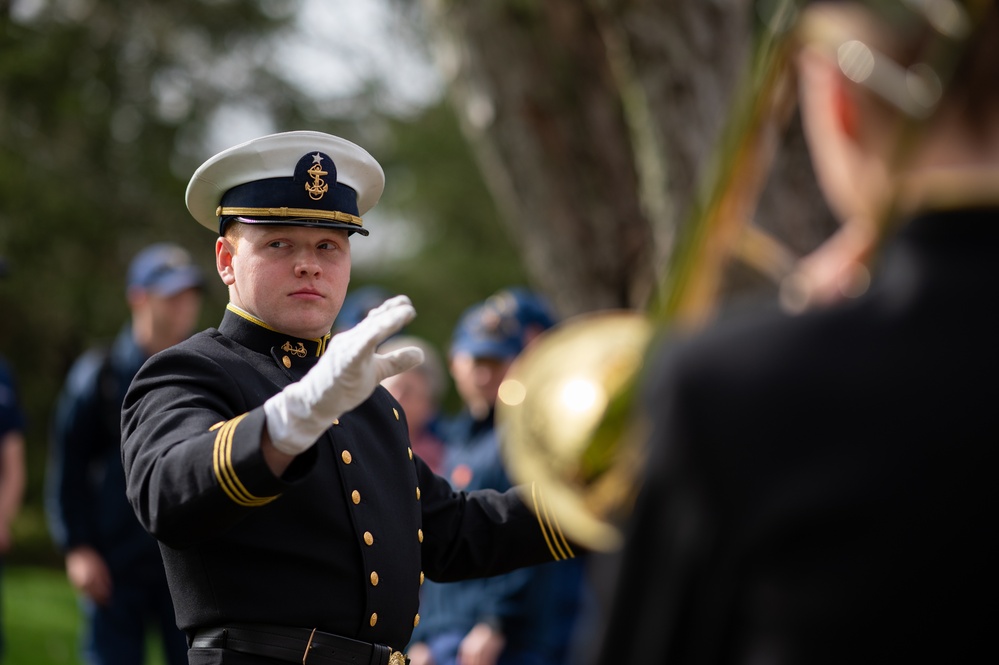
[186, 648, 292, 665]
[81, 577, 187, 665]
[186, 647, 314, 664]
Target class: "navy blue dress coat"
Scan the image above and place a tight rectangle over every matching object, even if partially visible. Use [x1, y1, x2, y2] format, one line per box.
[122, 306, 574, 653]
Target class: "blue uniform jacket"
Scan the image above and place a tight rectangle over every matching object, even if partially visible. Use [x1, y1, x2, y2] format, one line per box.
[46, 326, 166, 582]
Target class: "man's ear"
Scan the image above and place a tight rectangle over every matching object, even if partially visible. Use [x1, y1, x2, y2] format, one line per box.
[216, 236, 236, 286]
[798, 46, 863, 146]
[831, 71, 860, 142]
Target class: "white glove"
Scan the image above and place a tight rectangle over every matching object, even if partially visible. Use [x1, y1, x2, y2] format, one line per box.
[263, 295, 425, 455]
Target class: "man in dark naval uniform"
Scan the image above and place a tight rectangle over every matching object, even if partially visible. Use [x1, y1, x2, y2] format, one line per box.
[121, 131, 576, 665]
[596, 1, 999, 664]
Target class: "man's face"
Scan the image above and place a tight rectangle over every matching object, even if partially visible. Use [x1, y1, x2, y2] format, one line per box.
[449, 352, 513, 417]
[148, 287, 202, 349]
[217, 224, 352, 339]
[131, 285, 203, 355]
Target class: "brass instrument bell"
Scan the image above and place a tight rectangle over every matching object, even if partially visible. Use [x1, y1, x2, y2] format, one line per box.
[497, 311, 653, 550]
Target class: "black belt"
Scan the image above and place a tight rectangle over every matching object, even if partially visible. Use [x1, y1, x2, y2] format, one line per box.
[190, 624, 407, 665]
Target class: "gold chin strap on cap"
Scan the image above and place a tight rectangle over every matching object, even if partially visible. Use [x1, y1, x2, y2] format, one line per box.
[216, 205, 364, 229]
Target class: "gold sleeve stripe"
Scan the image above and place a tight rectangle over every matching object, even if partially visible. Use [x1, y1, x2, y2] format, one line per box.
[530, 482, 575, 560]
[212, 414, 280, 507]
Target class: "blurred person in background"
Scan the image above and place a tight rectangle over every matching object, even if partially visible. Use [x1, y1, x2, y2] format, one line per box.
[0, 256, 26, 664]
[486, 287, 557, 348]
[333, 284, 392, 334]
[379, 335, 448, 474]
[596, 1, 999, 663]
[408, 298, 583, 665]
[46, 243, 203, 665]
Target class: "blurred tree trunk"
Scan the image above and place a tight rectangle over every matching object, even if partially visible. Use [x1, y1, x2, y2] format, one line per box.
[416, 0, 834, 316]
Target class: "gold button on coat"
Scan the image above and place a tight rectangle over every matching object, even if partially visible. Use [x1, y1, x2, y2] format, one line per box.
[370, 571, 379, 586]
[364, 531, 374, 545]
[408, 447, 413, 459]
[282, 356, 292, 368]
[341, 450, 352, 464]
[414, 614, 420, 627]
[393, 407, 399, 420]
[370, 613, 378, 627]
[416, 487, 421, 500]
[352, 490, 361, 504]
[417, 529, 423, 543]
[420, 571, 425, 585]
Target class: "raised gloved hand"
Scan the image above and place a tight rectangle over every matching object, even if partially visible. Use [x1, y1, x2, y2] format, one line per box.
[263, 295, 424, 455]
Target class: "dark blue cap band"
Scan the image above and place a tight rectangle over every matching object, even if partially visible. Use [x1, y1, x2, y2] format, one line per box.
[217, 151, 366, 235]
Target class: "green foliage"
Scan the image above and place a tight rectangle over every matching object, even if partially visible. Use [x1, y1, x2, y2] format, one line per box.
[2, 566, 82, 664]
[0, 0, 311, 561]
[2, 565, 167, 664]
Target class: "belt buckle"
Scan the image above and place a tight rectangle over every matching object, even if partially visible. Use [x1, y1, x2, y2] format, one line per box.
[301, 628, 405, 665]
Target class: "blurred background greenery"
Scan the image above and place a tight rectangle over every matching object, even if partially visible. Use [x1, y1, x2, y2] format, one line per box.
[2, 0, 835, 660]
[3, 566, 171, 664]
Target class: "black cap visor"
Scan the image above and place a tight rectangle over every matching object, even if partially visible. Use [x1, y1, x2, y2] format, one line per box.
[221, 215, 369, 237]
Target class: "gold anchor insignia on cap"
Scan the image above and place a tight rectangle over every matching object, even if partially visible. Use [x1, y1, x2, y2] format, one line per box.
[281, 341, 307, 358]
[304, 153, 329, 201]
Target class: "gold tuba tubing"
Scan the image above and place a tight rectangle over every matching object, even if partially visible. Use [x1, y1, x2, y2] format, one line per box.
[495, 0, 802, 552]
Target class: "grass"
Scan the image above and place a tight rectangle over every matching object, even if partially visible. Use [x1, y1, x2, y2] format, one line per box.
[2, 565, 167, 665]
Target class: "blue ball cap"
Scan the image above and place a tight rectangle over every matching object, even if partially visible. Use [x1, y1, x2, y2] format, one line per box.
[185, 130, 385, 237]
[127, 243, 205, 297]
[450, 301, 524, 360]
[488, 287, 558, 335]
[334, 285, 392, 333]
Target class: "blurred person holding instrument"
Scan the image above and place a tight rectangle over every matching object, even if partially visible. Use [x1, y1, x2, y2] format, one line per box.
[596, 1, 999, 663]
